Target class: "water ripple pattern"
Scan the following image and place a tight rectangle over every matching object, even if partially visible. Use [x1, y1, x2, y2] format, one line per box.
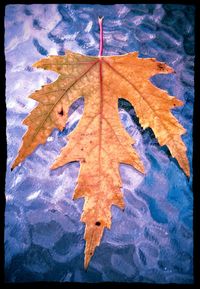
[5, 4, 194, 283]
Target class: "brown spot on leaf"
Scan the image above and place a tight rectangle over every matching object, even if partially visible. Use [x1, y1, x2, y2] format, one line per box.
[157, 63, 165, 71]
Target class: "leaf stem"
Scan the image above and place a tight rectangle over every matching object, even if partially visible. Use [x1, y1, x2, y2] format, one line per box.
[98, 16, 104, 57]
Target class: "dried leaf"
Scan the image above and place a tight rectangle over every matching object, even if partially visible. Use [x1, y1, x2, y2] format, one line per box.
[12, 19, 189, 269]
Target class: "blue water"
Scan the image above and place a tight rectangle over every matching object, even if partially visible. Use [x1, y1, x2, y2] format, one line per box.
[4, 4, 194, 283]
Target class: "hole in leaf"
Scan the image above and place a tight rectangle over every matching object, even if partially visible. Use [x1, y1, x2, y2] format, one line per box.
[58, 108, 64, 116]
[95, 221, 101, 226]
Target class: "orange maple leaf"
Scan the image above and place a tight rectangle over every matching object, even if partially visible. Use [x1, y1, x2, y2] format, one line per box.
[12, 17, 189, 268]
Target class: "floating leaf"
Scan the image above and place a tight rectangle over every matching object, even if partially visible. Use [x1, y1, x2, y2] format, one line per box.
[12, 17, 189, 268]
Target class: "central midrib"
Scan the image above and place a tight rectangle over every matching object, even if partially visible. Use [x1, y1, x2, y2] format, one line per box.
[98, 57, 103, 177]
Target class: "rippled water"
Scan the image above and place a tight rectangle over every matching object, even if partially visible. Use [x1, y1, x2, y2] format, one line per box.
[5, 4, 194, 283]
